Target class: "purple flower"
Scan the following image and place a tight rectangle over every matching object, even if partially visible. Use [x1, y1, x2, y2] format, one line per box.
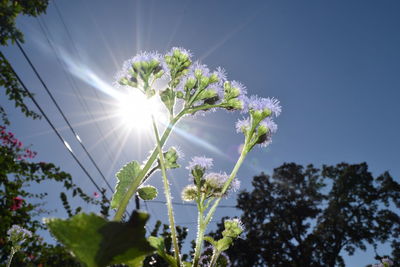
[245, 95, 282, 117]
[166, 47, 193, 59]
[187, 156, 213, 170]
[213, 67, 227, 85]
[131, 51, 162, 64]
[208, 83, 224, 99]
[204, 172, 240, 196]
[7, 225, 32, 242]
[114, 51, 164, 87]
[261, 118, 278, 134]
[191, 61, 210, 77]
[235, 117, 251, 133]
[231, 81, 247, 96]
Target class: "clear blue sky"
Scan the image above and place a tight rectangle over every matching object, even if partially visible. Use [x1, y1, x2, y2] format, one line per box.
[2, 0, 400, 265]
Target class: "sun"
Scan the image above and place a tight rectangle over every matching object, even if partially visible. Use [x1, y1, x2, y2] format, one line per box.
[116, 90, 166, 131]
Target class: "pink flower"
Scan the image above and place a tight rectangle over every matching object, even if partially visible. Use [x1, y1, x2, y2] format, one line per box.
[93, 192, 100, 198]
[11, 196, 24, 211]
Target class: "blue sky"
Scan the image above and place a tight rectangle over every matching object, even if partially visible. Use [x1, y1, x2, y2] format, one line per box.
[2, 0, 400, 265]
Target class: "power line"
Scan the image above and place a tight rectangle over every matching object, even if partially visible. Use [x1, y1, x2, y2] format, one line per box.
[146, 200, 237, 208]
[1, 51, 104, 194]
[15, 40, 114, 193]
[51, 3, 131, 164]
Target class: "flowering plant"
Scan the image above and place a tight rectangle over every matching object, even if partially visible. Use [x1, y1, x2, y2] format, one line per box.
[45, 47, 281, 267]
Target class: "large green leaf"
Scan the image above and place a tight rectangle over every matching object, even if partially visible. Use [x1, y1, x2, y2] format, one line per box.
[46, 211, 154, 267]
[112, 161, 142, 209]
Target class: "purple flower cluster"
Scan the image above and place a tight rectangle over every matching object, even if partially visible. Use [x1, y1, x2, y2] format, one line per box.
[245, 95, 282, 117]
[166, 47, 193, 59]
[7, 225, 32, 242]
[235, 93, 281, 147]
[187, 156, 213, 171]
[235, 117, 250, 133]
[114, 51, 164, 88]
[176, 61, 226, 102]
[204, 172, 240, 196]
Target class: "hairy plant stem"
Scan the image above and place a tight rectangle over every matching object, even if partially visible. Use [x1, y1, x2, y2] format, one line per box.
[113, 110, 185, 221]
[209, 249, 221, 267]
[192, 140, 250, 267]
[192, 196, 206, 267]
[6, 248, 15, 267]
[152, 115, 181, 266]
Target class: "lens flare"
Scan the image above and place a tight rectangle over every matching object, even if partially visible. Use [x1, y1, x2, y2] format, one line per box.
[117, 90, 166, 131]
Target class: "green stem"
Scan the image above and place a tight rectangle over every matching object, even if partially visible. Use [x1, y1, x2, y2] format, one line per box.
[113, 110, 186, 221]
[209, 250, 221, 267]
[205, 146, 248, 225]
[152, 116, 181, 267]
[6, 248, 15, 267]
[192, 200, 205, 267]
[192, 143, 249, 267]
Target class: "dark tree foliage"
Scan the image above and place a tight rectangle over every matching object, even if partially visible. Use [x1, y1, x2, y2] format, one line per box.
[0, 0, 49, 124]
[212, 162, 400, 267]
[0, 126, 101, 265]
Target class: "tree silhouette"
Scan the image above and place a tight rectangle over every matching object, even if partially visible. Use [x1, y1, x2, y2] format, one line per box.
[212, 162, 399, 267]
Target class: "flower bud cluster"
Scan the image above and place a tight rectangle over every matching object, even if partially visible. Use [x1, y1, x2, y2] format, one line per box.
[7, 225, 32, 251]
[162, 146, 183, 169]
[222, 81, 247, 110]
[222, 218, 244, 239]
[182, 156, 240, 202]
[164, 47, 192, 87]
[175, 61, 227, 108]
[115, 51, 165, 97]
[114, 47, 251, 116]
[236, 95, 281, 148]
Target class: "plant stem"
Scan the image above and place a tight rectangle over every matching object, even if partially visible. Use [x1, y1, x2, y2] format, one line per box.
[6, 248, 15, 267]
[209, 250, 221, 267]
[205, 146, 248, 225]
[113, 110, 186, 221]
[152, 115, 181, 267]
[192, 200, 205, 267]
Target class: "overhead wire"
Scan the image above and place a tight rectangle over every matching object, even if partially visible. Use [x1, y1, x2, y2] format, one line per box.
[29, 21, 114, 193]
[1, 51, 104, 194]
[51, 2, 149, 216]
[146, 200, 237, 208]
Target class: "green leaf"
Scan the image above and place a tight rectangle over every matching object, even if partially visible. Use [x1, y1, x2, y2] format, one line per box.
[204, 236, 217, 247]
[216, 237, 233, 252]
[160, 88, 175, 115]
[148, 236, 178, 267]
[112, 161, 141, 210]
[138, 185, 158, 200]
[46, 212, 154, 267]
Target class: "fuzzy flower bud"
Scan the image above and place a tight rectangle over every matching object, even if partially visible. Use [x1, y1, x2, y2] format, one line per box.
[165, 47, 192, 83]
[246, 95, 281, 118]
[187, 156, 213, 171]
[187, 156, 214, 184]
[181, 185, 197, 202]
[163, 147, 183, 169]
[203, 172, 240, 198]
[222, 218, 244, 239]
[222, 81, 247, 111]
[114, 51, 164, 93]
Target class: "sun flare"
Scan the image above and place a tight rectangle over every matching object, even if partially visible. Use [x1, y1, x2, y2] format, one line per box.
[117, 90, 166, 131]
